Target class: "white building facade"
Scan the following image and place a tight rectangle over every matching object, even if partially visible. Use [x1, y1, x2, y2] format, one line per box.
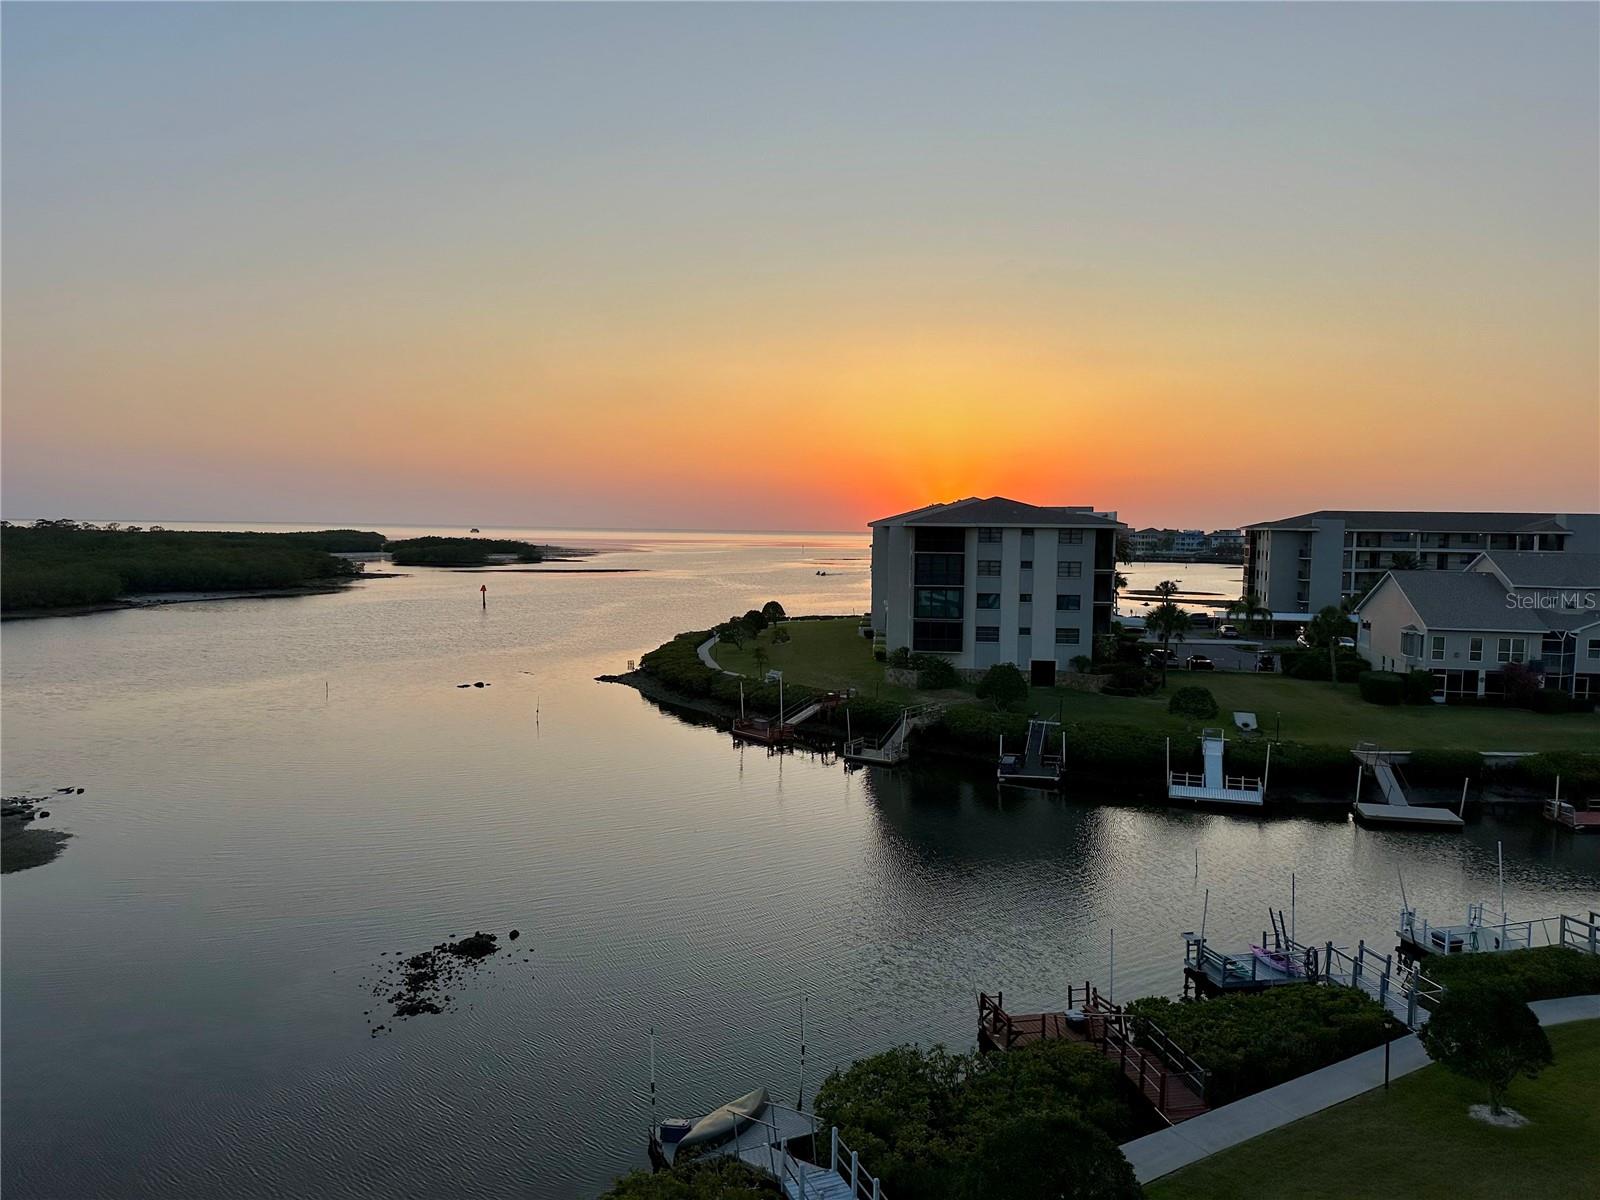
[870, 497, 1124, 685]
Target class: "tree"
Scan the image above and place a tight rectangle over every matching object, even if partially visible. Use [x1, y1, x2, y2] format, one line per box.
[1308, 605, 1351, 685]
[1153, 578, 1181, 602]
[1144, 602, 1191, 685]
[751, 647, 770, 679]
[602, 1158, 781, 1199]
[760, 600, 786, 623]
[955, 1113, 1142, 1200]
[1420, 984, 1552, 1116]
[1389, 551, 1421, 571]
[975, 663, 1028, 710]
[1225, 591, 1271, 634]
[719, 621, 745, 650]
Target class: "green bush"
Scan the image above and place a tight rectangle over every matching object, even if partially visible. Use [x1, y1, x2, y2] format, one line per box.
[954, 1112, 1142, 1200]
[601, 1157, 780, 1198]
[1421, 946, 1600, 1003]
[1404, 670, 1437, 705]
[1506, 752, 1600, 800]
[814, 1039, 1139, 1200]
[1358, 671, 1405, 706]
[386, 536, 540, 565]
[917, 657, 960, 690]
[1168, 686, 1219, 719]
[1283, 649, 1368, 683]
[1403, 749, 1483, 787]
[975, 663, 1029, 709]
[1125, 987, 1399, 1106]
[1100, 663, 1159, 696]
[888, 647, 913, 669]
[1531, 687, 1573, 714]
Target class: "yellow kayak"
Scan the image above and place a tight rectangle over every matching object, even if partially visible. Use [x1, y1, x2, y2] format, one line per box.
[674, 1086, 767, 1150]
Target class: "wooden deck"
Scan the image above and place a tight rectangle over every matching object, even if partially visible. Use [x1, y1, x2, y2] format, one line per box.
[978, 987, 1210, 1125]
[1545, 799, 1600, 833]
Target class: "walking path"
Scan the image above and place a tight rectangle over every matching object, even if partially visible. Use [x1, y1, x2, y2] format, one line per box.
[697, 634, 737, 675]
[1121, 993, 1600, 1184]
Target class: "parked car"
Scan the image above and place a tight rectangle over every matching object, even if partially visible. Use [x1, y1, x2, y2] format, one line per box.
[1186, 654, 1215, 671]
[1147, 647, 1179, 666]
[1219, 624, 1241, 639]
[1336, 636, 1356, 649]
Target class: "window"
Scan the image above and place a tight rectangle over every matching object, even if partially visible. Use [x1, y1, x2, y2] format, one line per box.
[978, 528, 1002, 544]
[1021, 529, 1034, 541]
[977, 559, 1001, 577]
[975, 626, 1000, 643]
[1055, 594, 1082, 612]
[1057, 561, 1082, 578]
[1497, 637, 1526, 664]
[1058, 529, 1083, 545]
[1588, 638, 1600, 658]
[1469, 637, 1483, 662]
[1430, 635, 1445, 661]
[1401, 630, 1421, 657]
[976, 592, 1000, 610]
[914, 588, 963, 619]
[1020, 560, 1033, 570]
[913, 621, 962, 652]
[1019, 593, 1032, 603]
[1054, 628, 1081, 645]
[1019, 626, 1031, 636]
[914, 527, 964, 552]
[915, 554, 963, 585]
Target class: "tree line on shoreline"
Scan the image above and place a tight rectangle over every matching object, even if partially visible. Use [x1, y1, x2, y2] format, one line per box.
[0, 521, 545, 611]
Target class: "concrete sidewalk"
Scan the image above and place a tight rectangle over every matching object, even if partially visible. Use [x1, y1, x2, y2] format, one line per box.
[1121, 993, 1600, 1184]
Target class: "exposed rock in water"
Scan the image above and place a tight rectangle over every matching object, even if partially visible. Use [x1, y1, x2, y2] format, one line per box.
[364, 929, 523, 1033]
[3, 791, 75, 874]
[448, 932, 498, 959]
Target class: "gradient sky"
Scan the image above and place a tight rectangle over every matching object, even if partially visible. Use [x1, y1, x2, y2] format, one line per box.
[4, 3, 1597, 531]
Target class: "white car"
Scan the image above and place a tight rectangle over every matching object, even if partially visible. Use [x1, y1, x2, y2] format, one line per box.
[1337, 636, 1356, 649]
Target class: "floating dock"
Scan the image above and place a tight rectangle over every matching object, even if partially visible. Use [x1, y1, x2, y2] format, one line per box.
[1181, 931, 1317, 996]
[978, 986, 1210, 1125]
[1543, 777, 1599, 833]
[1166, 730, 1265, 807]
[842, 703, 939, 766]
[997, 719, 1063, 787]
[1350, 745, 1464, 829]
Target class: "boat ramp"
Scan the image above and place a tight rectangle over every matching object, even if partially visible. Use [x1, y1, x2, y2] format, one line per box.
[841, 704, 940, 767]
[1350, 745, 1464, 829]
[978, 985, 1210, 1125]
[1165, 729, 1266, 807]
[996, 719, 1064, 787]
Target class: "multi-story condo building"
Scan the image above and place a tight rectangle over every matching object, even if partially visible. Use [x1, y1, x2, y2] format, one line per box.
[1354, 552, 1600, 701]
[1243, 510, 1600, 617]
[869, 497, 1124, 684]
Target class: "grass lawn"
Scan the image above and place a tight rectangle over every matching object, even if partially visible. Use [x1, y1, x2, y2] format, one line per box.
[714, 618, 1599, 752]
[1144, 1019, 1600, 1200]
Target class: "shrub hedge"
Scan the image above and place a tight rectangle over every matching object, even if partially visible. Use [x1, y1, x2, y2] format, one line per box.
[1125, 986, 1399, 1106]
[1357, 671, 1404, 705]
[1420, 946, 1600, 1004]
[1168, 687, 1219, 719]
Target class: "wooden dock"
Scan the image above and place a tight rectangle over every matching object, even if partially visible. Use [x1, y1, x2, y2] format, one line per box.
[1181, 932, 1317, 996]
[1544, 797, 1600, 834]
[978, 987, 1210, 1125]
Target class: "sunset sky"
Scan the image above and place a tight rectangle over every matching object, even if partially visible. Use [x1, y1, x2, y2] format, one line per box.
[4, 3, 1596, 532]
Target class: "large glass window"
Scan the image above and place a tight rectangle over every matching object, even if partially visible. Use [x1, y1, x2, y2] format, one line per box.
[914, 527, 965, 552]
[1054, 628, 1081, 645]
[1497, 637, 1526, 664]
[976, 592, 1000, 609]
[915, 554, 964, 585]
[914, 588, 964, 619]
[1057, 561, 1082, 578]
[975, 626, 1000, 643]
[1055, 594, 1081, 612]
[977, 560, 1001, 577]
[912, 621, 962, 652]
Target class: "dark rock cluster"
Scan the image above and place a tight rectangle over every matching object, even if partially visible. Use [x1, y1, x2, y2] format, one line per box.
[362, 929, 531, 1035]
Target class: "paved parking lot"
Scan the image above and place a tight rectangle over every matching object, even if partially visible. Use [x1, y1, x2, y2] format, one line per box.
[1155, 638, 1268, 673]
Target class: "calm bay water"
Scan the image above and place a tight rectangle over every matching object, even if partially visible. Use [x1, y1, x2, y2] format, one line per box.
[3, 531, 1597, 1199]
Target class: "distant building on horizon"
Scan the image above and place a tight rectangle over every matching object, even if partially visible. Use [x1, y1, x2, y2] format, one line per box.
[869, 497, 1124, 685]
[1243, 510, 1600, 619]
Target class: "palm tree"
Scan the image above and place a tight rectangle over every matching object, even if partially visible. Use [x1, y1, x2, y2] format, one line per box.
[1225, 591, 1271, 634]
[1389, 551, 1421, 571]
[1145, 601, 1192, 686]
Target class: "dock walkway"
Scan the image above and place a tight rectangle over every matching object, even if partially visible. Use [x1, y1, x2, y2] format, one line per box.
[979, 988, 1209, 1125]
[1351, 745, 1463, 828]
[1121, 994, 1600, 1185]
[1167, 730, 1264, 807]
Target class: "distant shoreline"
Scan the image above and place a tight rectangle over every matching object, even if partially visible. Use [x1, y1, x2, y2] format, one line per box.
[1, 580, 365, 622]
